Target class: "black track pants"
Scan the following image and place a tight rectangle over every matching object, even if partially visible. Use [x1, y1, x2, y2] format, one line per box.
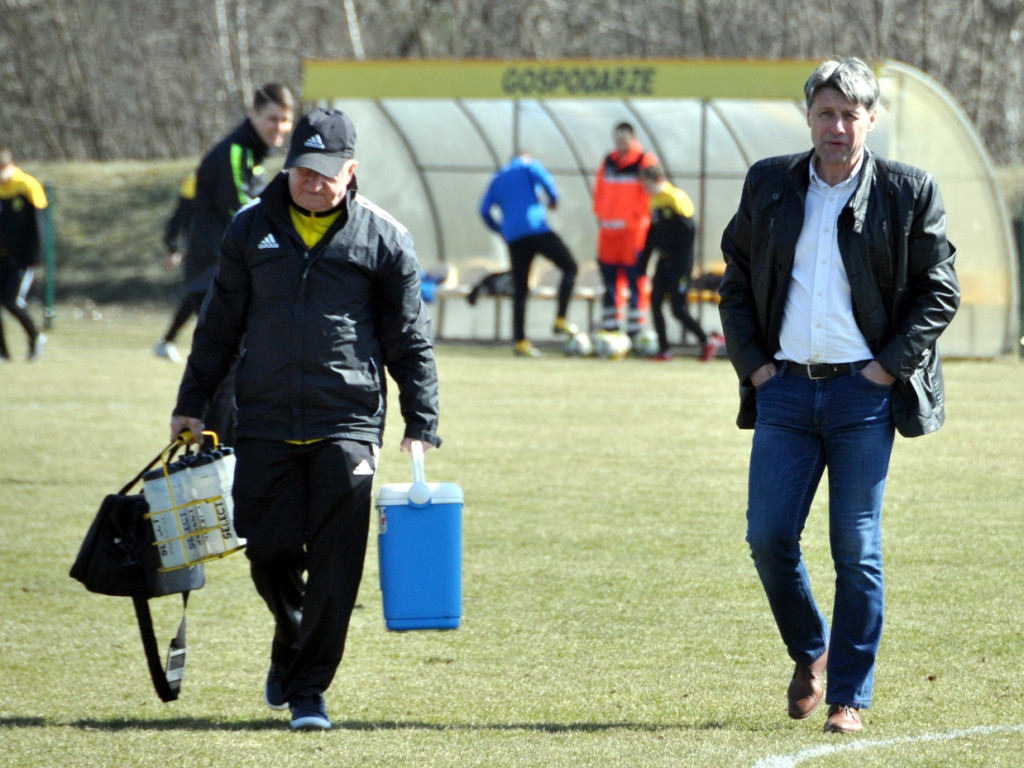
[232, 437, 377, 700]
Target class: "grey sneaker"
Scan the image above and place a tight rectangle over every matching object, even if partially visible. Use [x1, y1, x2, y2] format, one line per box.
[27, 333, 46, 361]
[290, 693, 331, 730]
[153, 339, 183, 363]
[264, 663, 288, 711]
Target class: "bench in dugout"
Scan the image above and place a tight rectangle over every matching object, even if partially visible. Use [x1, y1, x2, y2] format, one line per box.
[432, 258, 507, 341]
[431, 260, 720, 341]
[433, 259, 593, 341]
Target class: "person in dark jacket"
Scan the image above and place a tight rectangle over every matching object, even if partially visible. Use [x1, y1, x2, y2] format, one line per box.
[153, 171, 196, 363]
[170, 108, 441, 732]
[157, 83, 294, 449]
[637, 164, 721, 361]
[0, 147, 47, 361]
[718, 57, 959, 735]
[154, 83, 294, 365]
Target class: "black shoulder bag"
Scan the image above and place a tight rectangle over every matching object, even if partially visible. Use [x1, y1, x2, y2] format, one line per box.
[70, 438, 206, 702]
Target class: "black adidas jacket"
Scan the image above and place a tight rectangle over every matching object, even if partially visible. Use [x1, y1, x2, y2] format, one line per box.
[184, 119, 269, 291]
[174, 172, 441, 447]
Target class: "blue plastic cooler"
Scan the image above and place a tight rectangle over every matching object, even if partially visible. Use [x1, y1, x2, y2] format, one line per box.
[376, 442, 463, 631]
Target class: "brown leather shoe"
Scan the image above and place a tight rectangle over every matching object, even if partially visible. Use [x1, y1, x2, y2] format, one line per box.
[824, 703, 863, 733]
[786, 650, 828, 719]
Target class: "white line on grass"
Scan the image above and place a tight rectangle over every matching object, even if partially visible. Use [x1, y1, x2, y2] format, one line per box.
[751, 724, 1024, 768]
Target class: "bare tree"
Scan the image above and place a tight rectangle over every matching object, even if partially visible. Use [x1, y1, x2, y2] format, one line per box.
[1, 0, 1023, 164]
[343, 0, 366, 60]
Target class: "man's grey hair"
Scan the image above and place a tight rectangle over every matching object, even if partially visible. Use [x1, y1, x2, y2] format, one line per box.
[804, 57, 880, 112]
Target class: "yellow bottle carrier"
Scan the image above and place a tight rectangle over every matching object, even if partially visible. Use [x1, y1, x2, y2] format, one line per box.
[142, 431, 246, 570]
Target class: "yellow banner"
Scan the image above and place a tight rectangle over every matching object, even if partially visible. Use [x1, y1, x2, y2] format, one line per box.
[302, 59, 835, 101]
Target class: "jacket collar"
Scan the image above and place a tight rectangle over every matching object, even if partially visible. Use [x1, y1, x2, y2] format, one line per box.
[786, 148, 878, 234]
[261, 171, 357, 240]
[847, 149, 878, 234]
[234, 118, 270, 162]
[611, 139, 646, 168]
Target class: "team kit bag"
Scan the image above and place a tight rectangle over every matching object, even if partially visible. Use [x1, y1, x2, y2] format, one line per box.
[70, 431, 243, 702]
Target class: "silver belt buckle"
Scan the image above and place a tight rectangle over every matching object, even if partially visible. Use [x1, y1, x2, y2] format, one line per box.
[807, 363, 828, 380]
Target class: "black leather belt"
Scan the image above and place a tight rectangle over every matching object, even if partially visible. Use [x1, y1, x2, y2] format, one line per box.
[783, 360, 873, 380]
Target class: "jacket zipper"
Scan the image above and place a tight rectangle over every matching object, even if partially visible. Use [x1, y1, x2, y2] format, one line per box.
[296, 250, 311, 439]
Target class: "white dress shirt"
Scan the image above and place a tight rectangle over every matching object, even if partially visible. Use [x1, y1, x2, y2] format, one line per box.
[776, 161, 874, 364]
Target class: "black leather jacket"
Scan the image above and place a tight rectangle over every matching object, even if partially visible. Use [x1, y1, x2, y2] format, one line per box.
[175, 172, 441, 447]
[719, 149, 960, 437]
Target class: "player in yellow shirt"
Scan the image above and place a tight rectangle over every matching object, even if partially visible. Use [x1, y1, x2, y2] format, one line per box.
[638, 165, 721, 361]
[0, 147, 48, 361]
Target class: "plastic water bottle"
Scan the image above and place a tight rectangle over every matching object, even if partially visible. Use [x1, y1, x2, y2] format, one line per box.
[143, 461, 193, 568]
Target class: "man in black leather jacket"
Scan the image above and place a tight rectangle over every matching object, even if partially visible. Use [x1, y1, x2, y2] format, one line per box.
[170, 108, 441, 731]
[719, 57, 959, 734]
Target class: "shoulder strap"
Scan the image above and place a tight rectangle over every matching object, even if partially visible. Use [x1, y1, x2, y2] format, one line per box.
[125, 434, 191, 702]
[131, 592, 189, 702]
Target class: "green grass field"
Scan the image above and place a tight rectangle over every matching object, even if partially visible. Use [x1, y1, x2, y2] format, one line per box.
[1, 307, 1023, 767]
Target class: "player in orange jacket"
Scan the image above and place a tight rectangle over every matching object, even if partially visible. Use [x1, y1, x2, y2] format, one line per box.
[592, 122, 657, 336]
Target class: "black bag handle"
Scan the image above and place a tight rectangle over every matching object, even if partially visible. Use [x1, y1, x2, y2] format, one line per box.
[119, 434, 187, 496]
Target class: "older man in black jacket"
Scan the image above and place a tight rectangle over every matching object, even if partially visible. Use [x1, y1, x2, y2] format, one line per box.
[171, 108, 441, 731]
[719, 57, 959, 734]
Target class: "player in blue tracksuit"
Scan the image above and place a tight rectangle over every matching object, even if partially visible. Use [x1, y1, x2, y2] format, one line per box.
[479, 152, 578, 357]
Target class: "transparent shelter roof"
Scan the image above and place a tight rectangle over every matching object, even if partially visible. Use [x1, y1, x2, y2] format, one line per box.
[306, 59, 1017, 357]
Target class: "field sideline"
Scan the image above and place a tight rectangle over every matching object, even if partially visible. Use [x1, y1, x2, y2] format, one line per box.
[1, 306, 1022, 767]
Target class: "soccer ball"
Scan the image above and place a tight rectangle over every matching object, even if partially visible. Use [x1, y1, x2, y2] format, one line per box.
[633, 327, 660, 358]
[593, 330, 632, 360]
[563, 331, 594, 357]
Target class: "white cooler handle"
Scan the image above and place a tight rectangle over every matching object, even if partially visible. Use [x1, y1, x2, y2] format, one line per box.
[408, 440, 431, 507]
[410, 440, 426, 483]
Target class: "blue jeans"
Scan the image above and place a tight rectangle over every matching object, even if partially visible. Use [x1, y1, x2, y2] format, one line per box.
[746, 363, 895, 709]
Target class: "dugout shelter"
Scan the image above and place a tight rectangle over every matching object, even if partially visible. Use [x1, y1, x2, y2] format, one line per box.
[302, 58, 1018, 358]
